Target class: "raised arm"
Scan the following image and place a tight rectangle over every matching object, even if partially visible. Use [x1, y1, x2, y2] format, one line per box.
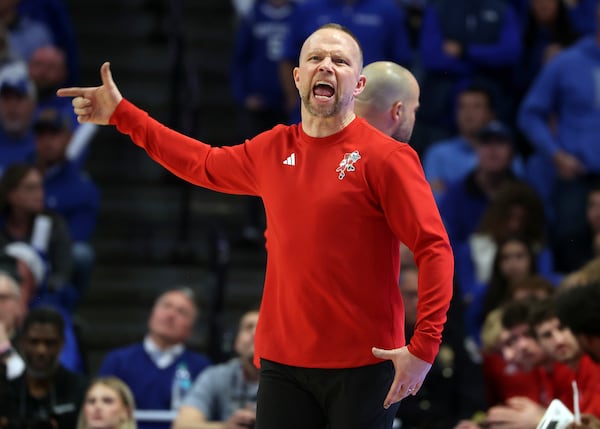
[56, 62, 123, 125]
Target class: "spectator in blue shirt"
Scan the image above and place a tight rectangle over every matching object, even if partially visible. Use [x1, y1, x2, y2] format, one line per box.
[416, 0, 521, 155]
[423, 85, 525, 202]
[0, 60, 36, 176]
[231, 0, 295, 138]
[99, 287, 211, 429]
[0, 0, 53, 63]
[231, 0, 297, 245]
[423, 85, 495, 201]
[18, 0, 81, 86]
[32, 106, 99, 300]
[517, 4, 600, 272]
[438, 120, 520, 248]
[516, 0, 579, 102]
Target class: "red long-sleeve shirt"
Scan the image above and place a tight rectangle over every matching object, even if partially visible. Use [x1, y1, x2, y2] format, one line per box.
[111, 100, 454, 368]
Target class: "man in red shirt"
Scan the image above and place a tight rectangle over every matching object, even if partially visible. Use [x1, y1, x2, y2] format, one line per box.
[58, 23, 454, 429]
[530, 297, 600, 417]
[554, 282, 600, 429]
[556, 282, 600, 365]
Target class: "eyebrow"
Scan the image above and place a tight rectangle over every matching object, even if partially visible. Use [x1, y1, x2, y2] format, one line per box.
[304, 49, 351, 61]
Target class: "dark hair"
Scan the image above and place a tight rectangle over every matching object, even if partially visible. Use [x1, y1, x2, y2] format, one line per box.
[0, 254, 20, 283]
[477, 182, 546, 246]
[457, 83, 495, 113]
[0, 163, 38, 214]
[315, 23, 364, 69]
[509, 274, 555, 301]
[556, 282, 600, 337]
[523, 0, 579, 54]
[481, 235, 538, 319]
[501, 298, 535, 331]
[22, 306, 65, 339]
[528, 297, 557, 333]
[589, 179, 600, 195]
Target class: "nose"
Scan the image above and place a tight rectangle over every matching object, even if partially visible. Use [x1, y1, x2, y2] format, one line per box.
[502, 345, 515, 363]
[553, 330, 565, 345]
[318, 56, 334, 72]
[515, 336, 530, 353]
[34, 342, 49, 355]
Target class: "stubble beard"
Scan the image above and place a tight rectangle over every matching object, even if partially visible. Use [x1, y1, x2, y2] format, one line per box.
[393, 125, 413, 143]
[301, 89, 341, 118]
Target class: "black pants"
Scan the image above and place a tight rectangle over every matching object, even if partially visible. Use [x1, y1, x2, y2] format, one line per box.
[256, 359, 400, 429]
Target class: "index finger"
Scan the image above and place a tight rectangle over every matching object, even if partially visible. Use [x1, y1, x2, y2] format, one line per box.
[383, 375, 402, 409]
[56, 87, 87, 98]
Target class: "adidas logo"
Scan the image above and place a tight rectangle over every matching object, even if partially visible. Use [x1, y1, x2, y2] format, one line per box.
[283, 153, 296, 166]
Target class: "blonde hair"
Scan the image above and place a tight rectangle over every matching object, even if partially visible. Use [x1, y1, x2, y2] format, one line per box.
[558, 257, 600, 291]
[77, 377, 137, 429]
[480, 308, 504, 354]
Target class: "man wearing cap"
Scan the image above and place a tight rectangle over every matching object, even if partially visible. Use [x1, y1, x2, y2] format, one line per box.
[422, 86, 526, 203]
[0, 61, 37, 176]
[28, 46, 87, 164]
[438, 120, 521, 248]
[33, 106, 99, 300]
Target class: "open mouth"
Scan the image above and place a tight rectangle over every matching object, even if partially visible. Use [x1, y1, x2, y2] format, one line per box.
[313, 81, 334, 100]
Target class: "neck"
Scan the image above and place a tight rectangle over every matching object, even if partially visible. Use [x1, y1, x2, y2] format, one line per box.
[474, 169, 510, 198]
[149, 334, 178, 351]
[26, 372, 53, 398]
[301, 110, 356, 138]
[6, 211, 31, 237]
[565, 351, 583, 371]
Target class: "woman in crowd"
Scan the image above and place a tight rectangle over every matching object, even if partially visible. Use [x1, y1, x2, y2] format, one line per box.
[77, 377, 137, 429]
[0, 163, 73, 300]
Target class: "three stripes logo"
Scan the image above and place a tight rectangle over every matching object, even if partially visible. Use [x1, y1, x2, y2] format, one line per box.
[283, 153, 296, 166]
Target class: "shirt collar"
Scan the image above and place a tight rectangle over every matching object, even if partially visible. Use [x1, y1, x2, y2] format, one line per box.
[143, 336, 184, 369]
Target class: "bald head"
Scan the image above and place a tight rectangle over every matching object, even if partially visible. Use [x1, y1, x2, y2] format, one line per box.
[355, 61, 420, 142]
[356, 62, 416, 110]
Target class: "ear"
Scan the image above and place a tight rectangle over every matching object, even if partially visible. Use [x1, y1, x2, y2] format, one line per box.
[577, 333, 592, 351]
[353, 74, 366, 97]
[293, 67, 300, 90]
[392, 101, 403, 121]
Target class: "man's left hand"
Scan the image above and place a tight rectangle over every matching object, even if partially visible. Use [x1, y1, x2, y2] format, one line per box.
[372, 346, 431, 408]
